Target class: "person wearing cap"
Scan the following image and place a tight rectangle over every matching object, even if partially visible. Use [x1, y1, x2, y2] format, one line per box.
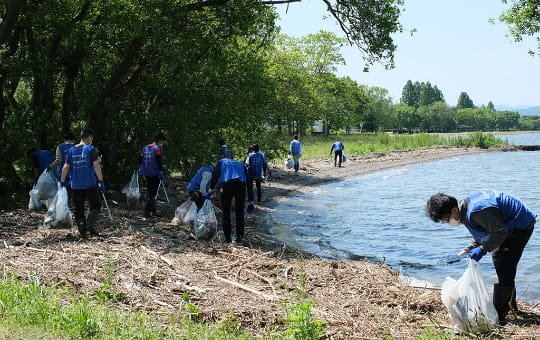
[208, 154, 249, 244]
[245, 144, 268, 210]
[60, 127, 104, 239]
[290, 135, 302, 172]
[218, 139, 233, 159]
[139, 132, 167, 218]
[330, 139, 344, 167]
[426, 190, 536, 325]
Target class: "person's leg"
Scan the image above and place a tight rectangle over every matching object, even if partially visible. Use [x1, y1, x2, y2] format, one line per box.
[492, 222, 534, 323]
[255, 179, 262, 203]
[86, 187, 102, 236]
[334, 152, 338, 166]
[145, 176, 159, 216]
[337, 150, 343, 167]
[293, 155, 300, 172]
[233, 182, 246, 242]
[220, 182, 233, 242]
[72, 189, 86, 238]
[246, 177, 254, 202]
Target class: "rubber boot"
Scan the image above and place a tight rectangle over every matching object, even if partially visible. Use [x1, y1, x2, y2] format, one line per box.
[76, 219, 87, 239]
[86, 209, 100, 236]
[510, 286, 521, 314]
[493, 284, 513, 325]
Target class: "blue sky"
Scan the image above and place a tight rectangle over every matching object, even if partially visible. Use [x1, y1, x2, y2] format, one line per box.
[275, 0, 539, 107]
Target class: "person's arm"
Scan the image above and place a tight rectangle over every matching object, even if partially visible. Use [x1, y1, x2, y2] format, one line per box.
[466, 207, 509, 252]
[209, 161, 221, 190]
[330, 144, 334, 153]
[60, 163, 70, 182]
[49, 145, 61, 168]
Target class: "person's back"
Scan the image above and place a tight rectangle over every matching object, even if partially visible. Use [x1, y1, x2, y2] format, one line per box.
[67, 144, 97, 190]
[247, 152, 265, 178]
[140, 143, 161, 177]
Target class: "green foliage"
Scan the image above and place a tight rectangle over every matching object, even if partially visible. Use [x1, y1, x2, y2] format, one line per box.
[282, 260, 326, 340]
[456, 92, 475, 109]
[499, 0, 540, 56]
[94, 244, 127, 303]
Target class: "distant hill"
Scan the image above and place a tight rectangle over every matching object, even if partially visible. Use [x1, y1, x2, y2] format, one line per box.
[494, 105, 540, 116]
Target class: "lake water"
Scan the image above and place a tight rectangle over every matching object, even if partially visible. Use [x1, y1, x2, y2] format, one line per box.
[267, 132, 540, 303]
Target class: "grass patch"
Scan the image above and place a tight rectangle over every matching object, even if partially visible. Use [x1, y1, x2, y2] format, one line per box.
[280, 132, 504, 161]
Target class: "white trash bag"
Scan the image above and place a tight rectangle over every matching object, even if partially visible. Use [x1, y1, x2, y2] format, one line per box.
[285, 156, 294, 169]
[441, 259, 498, 333]
[28, 186, 45, 211]
[36, 169, 58, 200]
[172, 199, 194, 225]
[194, 199, 217, 240]
[342, 153, 347, 163]
[44, 183, 73, 229]
[122, 170, 141, 207]
[183, 201, 198, 226]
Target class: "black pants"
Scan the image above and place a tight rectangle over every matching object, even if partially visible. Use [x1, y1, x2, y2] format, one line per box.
[334, 150, 343, 166]
[247, 177, 262, 203]
[72, 187, 101, 223]
[221, 180, 246, 242]
[492, 220, 535, 287]
[145, 176, 160, 216]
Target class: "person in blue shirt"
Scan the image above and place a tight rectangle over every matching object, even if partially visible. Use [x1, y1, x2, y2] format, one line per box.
[60, 128, 105, 239]
[290, 135, 302, 173]
[26, 148, 55, 185]
[208, 156, 249, 244]
[139, 132, 167, 218]
[245, 144, 268, 210]
[427, 191, 536, 325]
[330, 139, 344, 167]
[49, 132, 76, 181]
[218, 139, 233, 159]
[187, 164, 214, 210]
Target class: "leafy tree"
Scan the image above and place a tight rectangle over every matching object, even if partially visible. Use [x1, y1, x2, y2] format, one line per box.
[456, 92, 475, 109]
[393, 103, 421, 133]
[418, 102, 456, 132]
[456, 108, 495, 131]
[487, 101, 495, 111]
[495, 110, 520, 131]
[499, 0, 540, 56]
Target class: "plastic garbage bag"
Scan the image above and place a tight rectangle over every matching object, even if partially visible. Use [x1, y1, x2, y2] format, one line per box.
[28, 185, 45, 211]
[36, 169, 58, 200]
[44, 183, 73, 229]
[183, 201, 197, 226]
[342, 153, 347, 163]
[122, 170, 141, 207]
[172, 200, 193, 225]
[194, 199, 217, 240]
[285, 157, 294, 169]
[441, 258, 498, 333]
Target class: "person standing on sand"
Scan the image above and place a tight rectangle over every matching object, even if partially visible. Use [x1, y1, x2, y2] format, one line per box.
[60, 128, 104, 239]
[245, 144, 268, 210]
[426, 190, 536, 325]
[139, 132, 167, 219]
[290, 135, 302, 173]
[208, 156, 249, 244]
[330, 139, 344, 167]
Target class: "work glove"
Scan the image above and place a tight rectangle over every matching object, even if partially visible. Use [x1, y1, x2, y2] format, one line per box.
[469, 246, 486, 262]
[159, 172, 164, 181]
[60, 181, 66, 188]
[98, 180, 106, 193]
[445, 253, 463, 264]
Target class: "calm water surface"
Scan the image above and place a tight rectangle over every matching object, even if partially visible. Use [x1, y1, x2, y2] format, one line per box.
[267, 133, 540, 303]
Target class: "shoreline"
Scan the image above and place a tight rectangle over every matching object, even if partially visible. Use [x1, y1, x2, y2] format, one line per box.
[2, 144, 539, 338]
